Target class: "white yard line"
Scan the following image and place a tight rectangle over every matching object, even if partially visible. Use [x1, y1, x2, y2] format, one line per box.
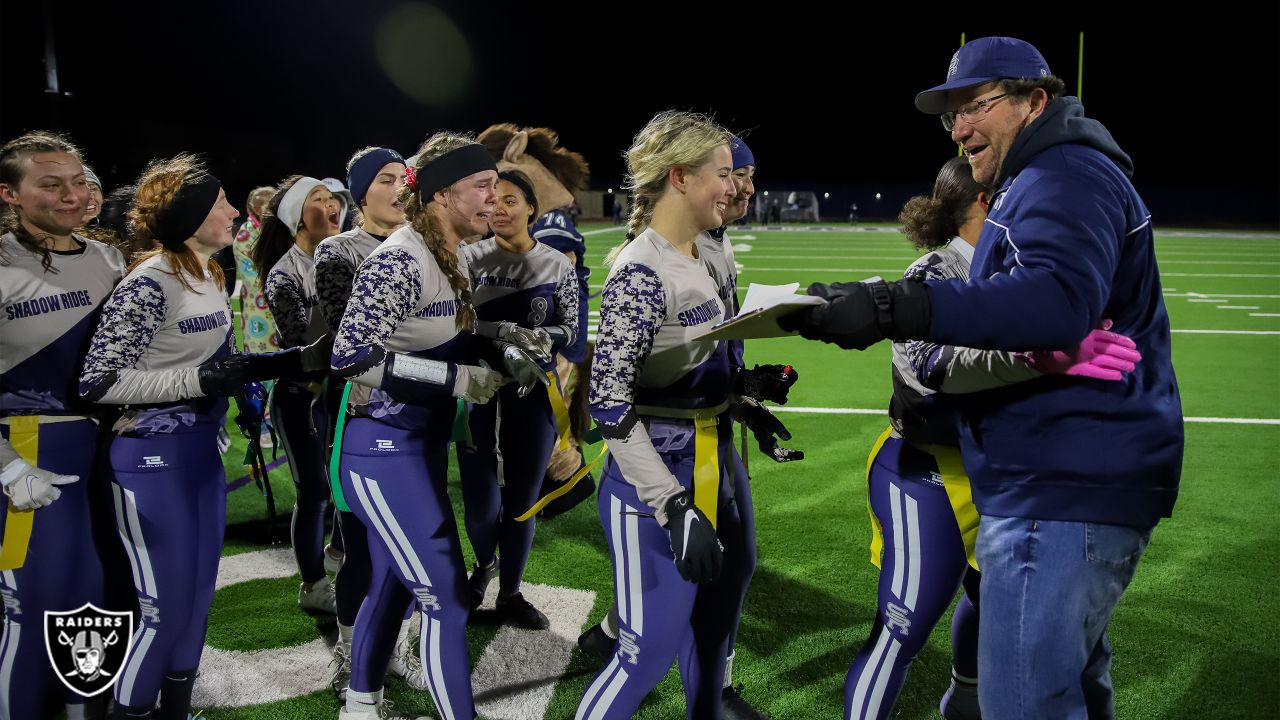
[770, 406, 1280, 425]
[1172, 329, 1280, 335]
[1250, 313, 1280, 318]
[1216, 306, 1261, 310]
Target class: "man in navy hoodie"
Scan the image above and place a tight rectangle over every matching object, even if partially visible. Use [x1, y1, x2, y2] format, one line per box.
[782, 36, 1183, 718]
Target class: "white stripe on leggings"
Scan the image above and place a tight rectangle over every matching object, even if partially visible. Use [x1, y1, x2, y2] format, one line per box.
[888, 484, 905, 600]
[113, 485, 157, 598]
[427, 616, 456, 720]
[0, 621, 18, 717]
[348, 471, 417, 584]
[609, 496, 627, 628]
[904, 493, 921, 611]
[624, 506, 644, 636]
[117, 627, 156, 706]
[576, 656, 621, 720]
[364, 476, 432, 586]
[589, 663, 631, 720]
[846, 628, 904, 720]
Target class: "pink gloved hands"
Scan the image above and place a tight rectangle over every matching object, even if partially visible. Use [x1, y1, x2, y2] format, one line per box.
[1020, 320, 1142, 381]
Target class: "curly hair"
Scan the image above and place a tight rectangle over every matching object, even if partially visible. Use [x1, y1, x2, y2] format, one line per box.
[128, 154, 224, 292]
[899, 155, 988, 251]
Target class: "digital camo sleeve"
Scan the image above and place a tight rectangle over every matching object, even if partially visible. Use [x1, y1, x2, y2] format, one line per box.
[899, 253, 1040, 394]
[79, 275, 202, 403]
[330, 247, 421, 388]
[313, 241, 355, 333]
[589, 263, 683, 525]
[550, 263, 581, 351]
[264, 267, 310, 348]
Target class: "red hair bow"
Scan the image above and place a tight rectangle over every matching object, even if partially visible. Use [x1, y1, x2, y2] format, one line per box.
[404, 165, 418, 190]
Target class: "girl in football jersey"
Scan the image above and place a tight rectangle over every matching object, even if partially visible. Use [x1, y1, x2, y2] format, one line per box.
[0, 131, 126, 720]
[574, 111, 746, 720]
[457, 169, 580, 629]
[314, 147, 431, 699]
[330, 132, 514, 720]
[254, 176, 344, 616]
[846, 155, 1141, 720]
[79, 154, 325, 720]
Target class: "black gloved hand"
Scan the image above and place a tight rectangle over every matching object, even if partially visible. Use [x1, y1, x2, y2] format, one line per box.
[664, 490, 723, 584]
[778, 278, 931, 350]
[734, 363, 798, 404]
[198, 350, 304, 397]
[735, 397, 804, 463]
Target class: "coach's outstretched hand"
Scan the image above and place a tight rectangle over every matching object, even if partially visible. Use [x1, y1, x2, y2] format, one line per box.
[664, 490, 723, 584]
[779, 278, 931, 350]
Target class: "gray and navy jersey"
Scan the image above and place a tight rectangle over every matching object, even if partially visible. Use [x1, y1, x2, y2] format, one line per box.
[313, 227, 385, 333]
[532, 209, 589, 363]
[0, 233, 126, 417]
[698, 228, 744, 370]
[264, 244, 327, 348]
[890, 237, 1039, 446]
[80, 254, 234, 433]
[331, 226, 472, 429]
[589, 228, 731, 520]
[460, 238, 580, 371]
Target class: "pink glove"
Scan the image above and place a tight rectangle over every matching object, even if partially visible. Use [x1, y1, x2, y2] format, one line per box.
[1020, 320, 1142, 381]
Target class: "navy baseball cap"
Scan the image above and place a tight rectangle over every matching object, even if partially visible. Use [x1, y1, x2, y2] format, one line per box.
[915, 37, 1051, 114]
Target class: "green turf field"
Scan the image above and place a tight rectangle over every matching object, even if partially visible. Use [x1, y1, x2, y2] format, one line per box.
[203, 223, 1280, 719]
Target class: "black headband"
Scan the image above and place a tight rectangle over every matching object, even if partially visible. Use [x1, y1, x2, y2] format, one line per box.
[152, 174, 222, 249]
[417, 144, 497, 203]
[497, 171, 538, 218]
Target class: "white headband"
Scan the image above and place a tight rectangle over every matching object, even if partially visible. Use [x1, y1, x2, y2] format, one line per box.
[277, 176, 348, 235]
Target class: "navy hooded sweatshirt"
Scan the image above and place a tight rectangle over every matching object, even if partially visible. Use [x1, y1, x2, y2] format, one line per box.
[925, 97, 1183, 529]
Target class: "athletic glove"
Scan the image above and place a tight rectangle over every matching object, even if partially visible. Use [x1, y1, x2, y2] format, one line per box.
[501, 344, 550, 398]
[779, 278, 931, 350]
[664, 490, 723, 584]
[1, 457, 78, 511]
[479, 321, 553, 363]
[233, 382, 266, 440]
[734, 397, 804, 463]
[197, 350, 305, 397]
[1019, 321, 1142, 381]
[453, 363, 505, 404]
[734, 364, 798, 404]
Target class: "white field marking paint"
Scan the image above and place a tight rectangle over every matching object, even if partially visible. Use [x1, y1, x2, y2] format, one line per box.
[1251, 313, 1280, 317]
[768, 406, 1280, 425]
[1159, 260, 1280, 265]
[1217, 306, 1262, 310]
[1172, 329, 1280, 335]
[1153, 231, 1280, 239]
[195, 548, 332, 707]
[1166, 293, 1280, 299]
[198, 547, 593, 714]
[582, 227, 627, 236]
[1188, 299, 1220, 303]
[739, 267, 920, 274]
[1161, 272, 1280, 278]
[470, 582, 595, 720]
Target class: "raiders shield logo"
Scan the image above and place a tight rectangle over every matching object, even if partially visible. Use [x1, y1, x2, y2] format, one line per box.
[44, 603, 133, 697]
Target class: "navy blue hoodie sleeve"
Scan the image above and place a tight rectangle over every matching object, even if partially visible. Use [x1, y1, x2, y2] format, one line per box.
[925, 169, 1123, 351]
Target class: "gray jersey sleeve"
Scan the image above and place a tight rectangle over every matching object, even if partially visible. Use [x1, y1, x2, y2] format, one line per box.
[551, 263, 581, 345]
[79, 275, 202, 404]
[589, 263, 684, 525]
[264, 267, 310, 348]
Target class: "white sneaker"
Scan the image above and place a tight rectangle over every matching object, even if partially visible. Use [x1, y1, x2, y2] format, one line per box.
[324, 544, 345, 574]
[337, 699, 430, 719]
[299, 579, 338, 615]
[386, 631, 430, 691]
[330, 641, 351, 701]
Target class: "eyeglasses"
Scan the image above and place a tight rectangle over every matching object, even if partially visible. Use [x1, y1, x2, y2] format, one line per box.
[941, 93, 1011, 131]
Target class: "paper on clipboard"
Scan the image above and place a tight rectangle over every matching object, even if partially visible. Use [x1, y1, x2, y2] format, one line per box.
[691, 282, 826, 341]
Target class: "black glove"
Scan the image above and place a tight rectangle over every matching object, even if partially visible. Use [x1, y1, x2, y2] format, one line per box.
[735, 397, 804, 463]
[197, 350, 304, 397]
[664, 490, 723, 584]
[778, 278, 931, 350]
[734, 364, 798, 404]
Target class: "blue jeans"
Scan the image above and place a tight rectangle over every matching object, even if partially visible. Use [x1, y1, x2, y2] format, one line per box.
[975, 516, 1152, 720]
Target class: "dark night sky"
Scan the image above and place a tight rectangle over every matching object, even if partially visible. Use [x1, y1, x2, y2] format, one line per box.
[2, 2, 1277, 225]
